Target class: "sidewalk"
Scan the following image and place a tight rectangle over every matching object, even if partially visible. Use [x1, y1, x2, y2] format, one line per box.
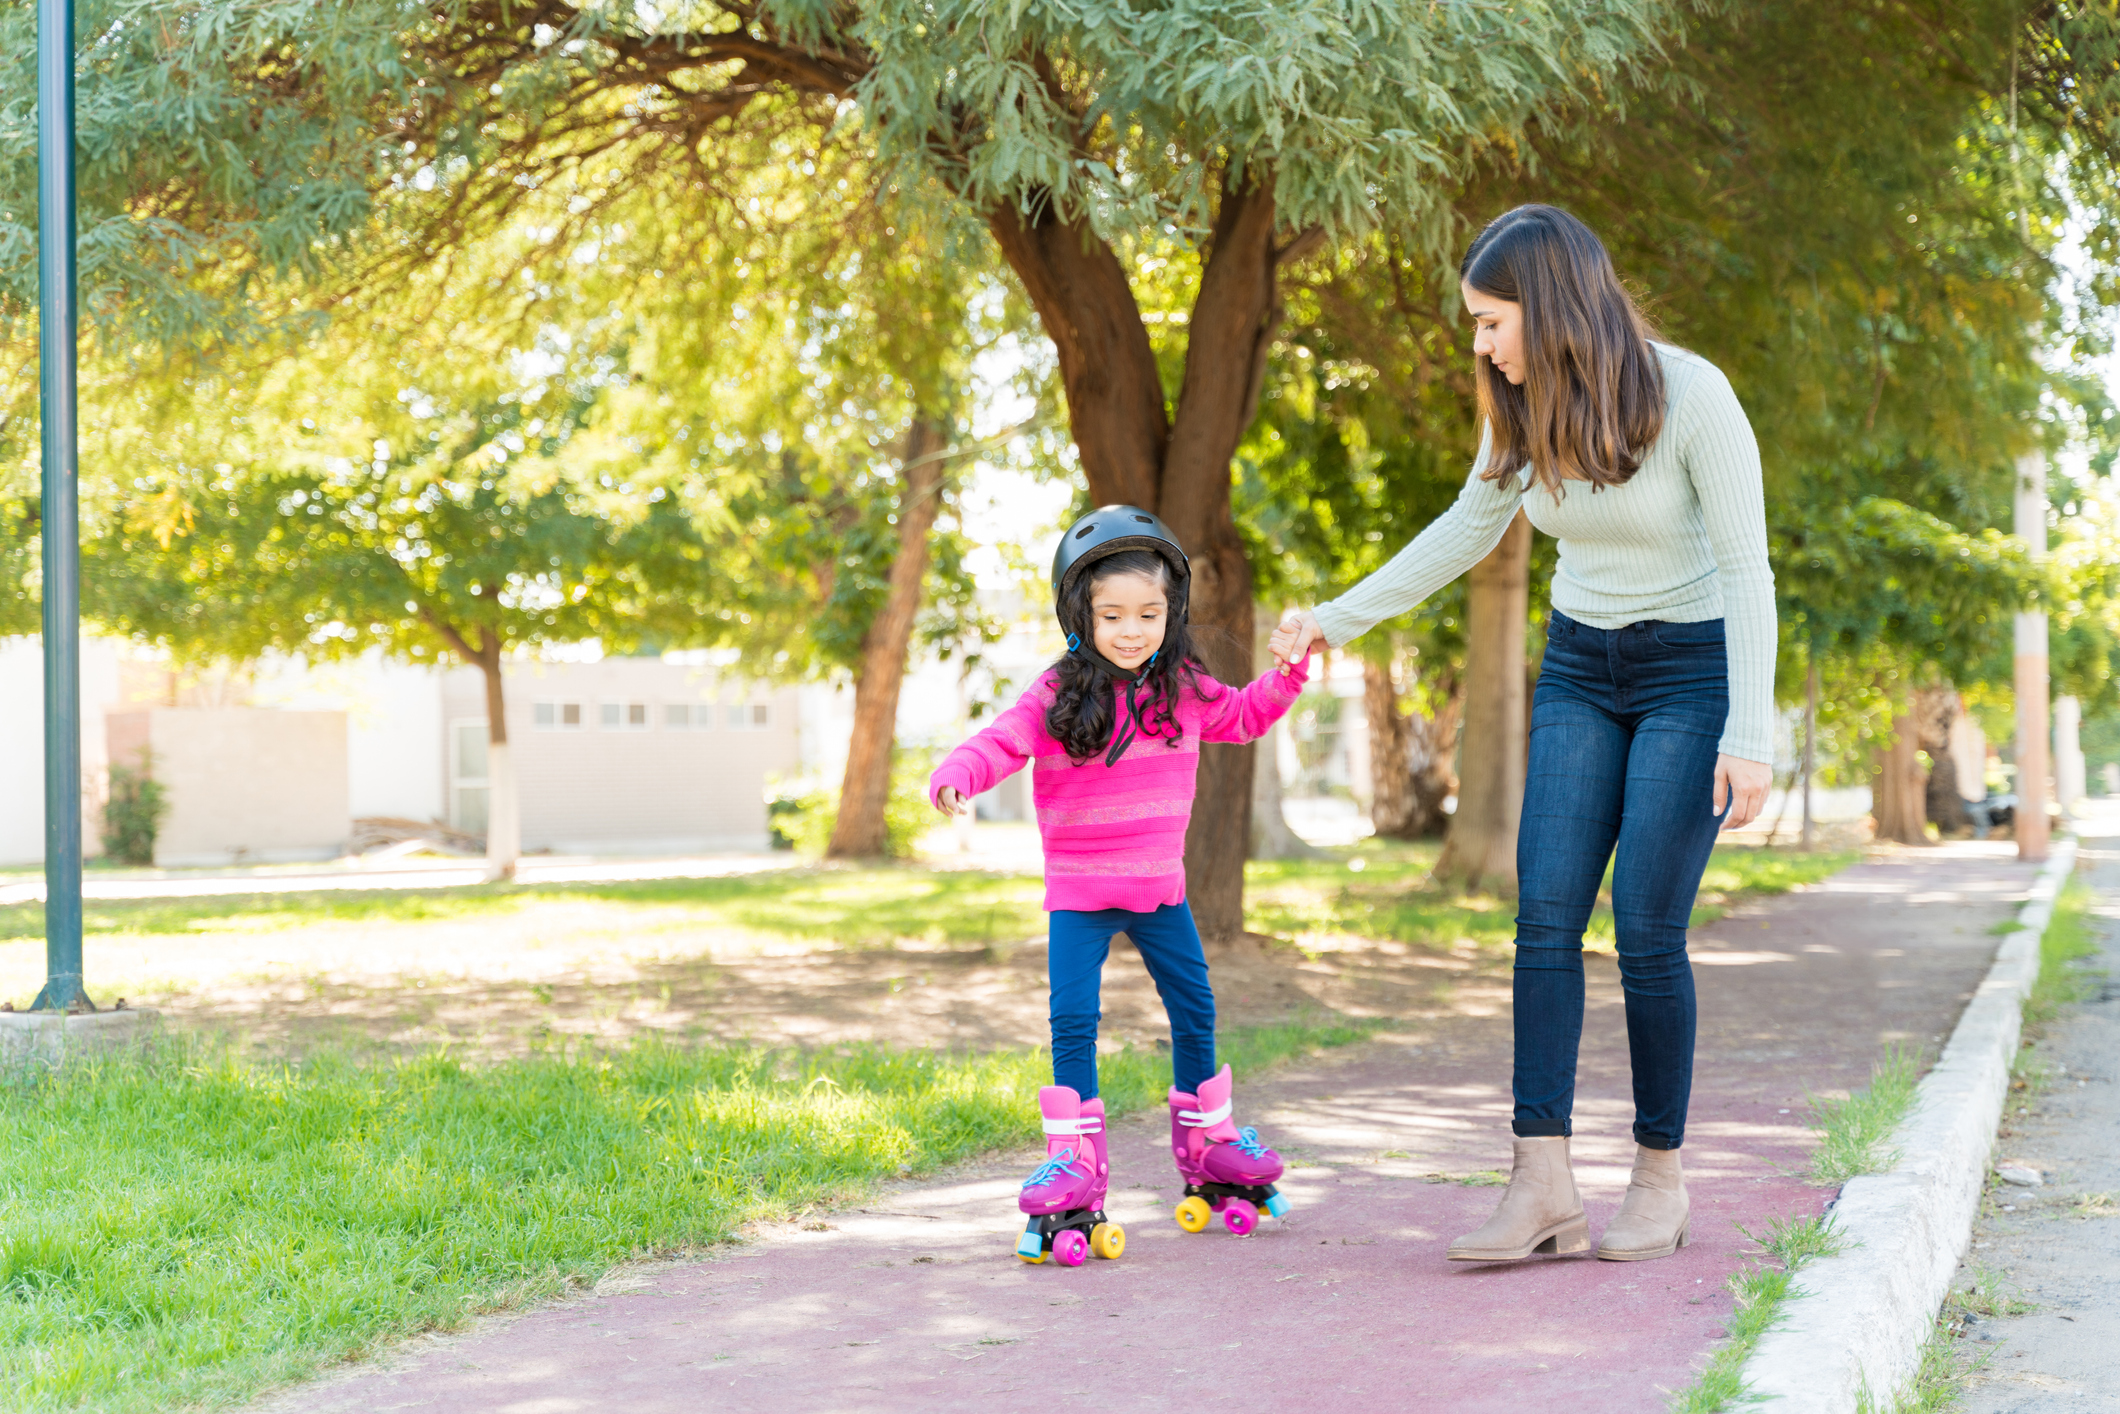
[250, 844, 2037, 1414]
[1958, 803, 2120, 1411]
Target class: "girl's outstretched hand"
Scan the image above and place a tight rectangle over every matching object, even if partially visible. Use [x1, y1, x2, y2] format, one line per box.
[935, 786, 969, 817]
[1270, 609, 1323, 668]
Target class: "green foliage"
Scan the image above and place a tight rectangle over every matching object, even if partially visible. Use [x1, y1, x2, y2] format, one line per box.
[1670, 1213, 1845, 1413]
[776, 752, 938, 860]
[96, 754, 168, 868]
[1808, 1046, 1923, 1187]
[0, 1019, 1367, 1412]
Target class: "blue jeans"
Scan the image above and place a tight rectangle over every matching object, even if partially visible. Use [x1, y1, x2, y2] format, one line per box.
[1514, 611, 1729, 1151]
[1048, 901, 1216, 1100]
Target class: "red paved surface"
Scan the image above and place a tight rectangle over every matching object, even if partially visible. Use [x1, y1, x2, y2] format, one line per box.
[253, 846, 2034, 1414]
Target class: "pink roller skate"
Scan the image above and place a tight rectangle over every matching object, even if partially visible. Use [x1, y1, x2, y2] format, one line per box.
[1014, 1086, 1125, 1266]
[1168, 1064, 1289, 1236]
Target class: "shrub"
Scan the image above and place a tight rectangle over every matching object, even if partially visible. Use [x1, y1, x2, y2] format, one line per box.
[100, 754, 169, 866]
[777, 750, 938, 858]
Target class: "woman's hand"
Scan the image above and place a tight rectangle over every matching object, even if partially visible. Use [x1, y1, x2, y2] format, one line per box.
[935, 786, 968, 817]
[1713, 754, 1772, 830]
[1270, 609, 1324, 668]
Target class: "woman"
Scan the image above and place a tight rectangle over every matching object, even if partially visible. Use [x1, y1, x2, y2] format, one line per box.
[1272, 205, 1774, 1264]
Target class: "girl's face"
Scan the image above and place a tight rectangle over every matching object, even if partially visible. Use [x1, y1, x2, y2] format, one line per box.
[1462, 281, 1526, 386]
[1089, 570, 1168, 670]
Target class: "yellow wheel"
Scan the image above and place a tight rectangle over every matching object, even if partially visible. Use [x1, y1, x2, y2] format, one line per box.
[1174, 1196, 1212, 1233]
[1017, 1250, 1047, 1264]
[1090, 1222, 1126, 1260]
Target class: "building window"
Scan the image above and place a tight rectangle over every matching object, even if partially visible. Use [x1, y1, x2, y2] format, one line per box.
[601, 701, 649, 731]
[533, 701, 583, 730]
[666, 703, 712, 730]
[726, 702, 771, 730]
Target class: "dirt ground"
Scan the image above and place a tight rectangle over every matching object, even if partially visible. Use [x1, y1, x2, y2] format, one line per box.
[22, 899, 1490, 1059]
[7, 837, 1970, 1068]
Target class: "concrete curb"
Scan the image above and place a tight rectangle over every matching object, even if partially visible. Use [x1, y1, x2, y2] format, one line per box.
[0, 1007, 161, 1068]
[1740, 837, 2079, 1411]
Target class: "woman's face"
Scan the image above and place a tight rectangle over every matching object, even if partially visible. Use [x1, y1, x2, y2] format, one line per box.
[1089, 570, 1168, 670]
[1462, 281, 1526, 386]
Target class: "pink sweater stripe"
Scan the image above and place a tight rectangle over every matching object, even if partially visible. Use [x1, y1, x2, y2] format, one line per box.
[930, 659, 1310, 913]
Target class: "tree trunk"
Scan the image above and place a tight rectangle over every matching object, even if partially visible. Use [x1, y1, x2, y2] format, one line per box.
[1365, 651, 1461, 840]
[987, 170, 1308, 942]
[1871, 701, 1930, 845]
[424, 615, 519, 881]
[1433, 512, 1531, 890]
[474, 634, 519, 882]
[1250, 604, 1315, 860]
[1407, 673, 1464, 839]
[1364, 656, 1417, 838]
[827, 420, 949, 858]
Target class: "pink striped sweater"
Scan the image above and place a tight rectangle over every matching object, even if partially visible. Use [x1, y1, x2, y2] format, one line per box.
[929, 659, 1310, 913]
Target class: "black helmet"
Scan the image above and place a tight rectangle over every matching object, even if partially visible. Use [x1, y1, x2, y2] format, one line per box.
[1050, 505, 1190, 609]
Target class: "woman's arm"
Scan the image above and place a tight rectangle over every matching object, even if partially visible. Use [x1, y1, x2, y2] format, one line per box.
[1280, 426, 1524, 661]
[1679, 368, 1777, 767]
[1194, 657, 1311, 745]
[929, 678, 1053, 813]
[1677, 365, 1777, 830]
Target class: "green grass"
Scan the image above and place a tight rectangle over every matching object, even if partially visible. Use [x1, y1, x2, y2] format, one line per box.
[0, 843, 1857, 962]
[0, 1017, 1368, 1412]
[2023, 874, 2098, 1034]
[1857, 1322, 1976, 1414]
[0, 868, 1053, 950]
[1807, 1046, 1922, 1186]
[1670, 1214, 1845, 1413]
[1245, 842, 1857, 955]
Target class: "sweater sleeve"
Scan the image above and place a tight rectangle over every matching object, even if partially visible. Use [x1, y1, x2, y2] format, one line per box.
[1194, 656, 1311, 745]
[929, 677, 1054, 805]
[1311, 424, 1527, 648]
[1676, 367, 1778, 763]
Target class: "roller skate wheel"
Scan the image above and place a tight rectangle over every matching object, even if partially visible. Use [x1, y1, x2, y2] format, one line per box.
[1174, 1196, 1213, 1233]
[1017, 1250, 1047, 1263]
[1052, 1229, 1090, 1267]
[1090, 1222, 1126, 1260]
[1264, 1192, 1291, 1220]
[1222, 1198, 1259, 1236]
[1015, 1225, 1046, 1263]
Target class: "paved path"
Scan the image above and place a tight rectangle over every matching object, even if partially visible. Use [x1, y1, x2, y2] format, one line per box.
[253, 845, 2036, 1414]
[1958, 804, 2120, 1412]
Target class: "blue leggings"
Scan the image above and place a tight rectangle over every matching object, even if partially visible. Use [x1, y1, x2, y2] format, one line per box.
[1048, 901, 1217, 1100]
[1513, 611, 1729, 1151]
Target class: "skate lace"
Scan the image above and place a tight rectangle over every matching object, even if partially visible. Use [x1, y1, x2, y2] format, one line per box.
[1231, 1127, 1271, 1160]
[1022, 1147, 1084, 1191]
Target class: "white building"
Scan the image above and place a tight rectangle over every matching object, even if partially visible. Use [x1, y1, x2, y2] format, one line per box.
[0, 639, 800, 866]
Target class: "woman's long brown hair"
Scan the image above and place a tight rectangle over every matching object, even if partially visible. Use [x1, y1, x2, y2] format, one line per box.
[1460, 205, 1665, 495]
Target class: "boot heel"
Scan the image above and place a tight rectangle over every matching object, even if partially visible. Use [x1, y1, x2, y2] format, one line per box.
[1535, 1218, 1591, 1255]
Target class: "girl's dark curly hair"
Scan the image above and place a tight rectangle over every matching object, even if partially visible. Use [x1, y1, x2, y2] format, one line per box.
[1044, 549, 1217, 765]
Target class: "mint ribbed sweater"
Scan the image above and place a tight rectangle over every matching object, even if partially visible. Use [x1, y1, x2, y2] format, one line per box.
[1313, 344, 1777, 763]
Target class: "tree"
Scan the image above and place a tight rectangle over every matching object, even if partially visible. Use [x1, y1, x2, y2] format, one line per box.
[300, 0, 1686, 937]
[77, 264, 714, 880]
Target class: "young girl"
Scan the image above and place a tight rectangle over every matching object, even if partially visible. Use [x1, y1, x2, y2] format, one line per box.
[930, 505, 1310, 1266]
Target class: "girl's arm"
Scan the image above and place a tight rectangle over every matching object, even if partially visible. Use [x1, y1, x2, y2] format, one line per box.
[929, 677, 1055, 807]
[1195, 656, 1311, 745]
[1310, 425, 1524, 649]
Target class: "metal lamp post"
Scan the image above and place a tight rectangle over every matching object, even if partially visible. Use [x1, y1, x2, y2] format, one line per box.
[30, 0, 88, 1014]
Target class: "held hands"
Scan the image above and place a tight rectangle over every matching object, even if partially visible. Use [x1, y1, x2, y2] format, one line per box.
[1713, 754, 1772, 831]
[934, 786, 969, 818]
[1269, 609, 1324, 671]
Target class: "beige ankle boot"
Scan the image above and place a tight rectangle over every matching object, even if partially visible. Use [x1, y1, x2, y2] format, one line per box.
[1596, 1144, 1689, 1261]
[1447, 1136, 1590, 1262]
